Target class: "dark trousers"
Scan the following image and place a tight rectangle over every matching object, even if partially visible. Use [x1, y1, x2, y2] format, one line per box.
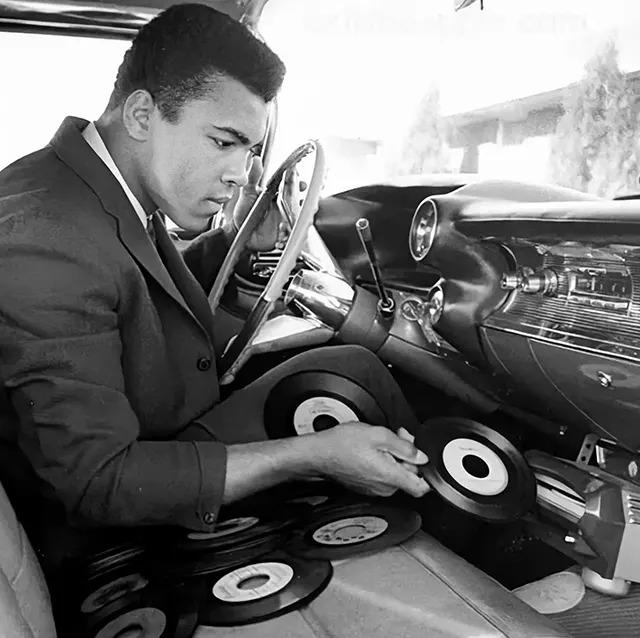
[187, 344, 420, 444]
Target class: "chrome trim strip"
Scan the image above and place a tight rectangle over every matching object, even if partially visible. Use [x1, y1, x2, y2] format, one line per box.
[483, 324, 640, 365]
[0, 0, 155, 36]
[0, 0, 265, 36]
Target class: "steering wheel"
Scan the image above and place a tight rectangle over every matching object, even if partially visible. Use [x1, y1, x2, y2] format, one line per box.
[208, 140, 326, 385]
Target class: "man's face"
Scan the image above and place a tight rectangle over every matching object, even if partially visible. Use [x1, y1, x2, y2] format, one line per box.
[143, 75, 269, 232]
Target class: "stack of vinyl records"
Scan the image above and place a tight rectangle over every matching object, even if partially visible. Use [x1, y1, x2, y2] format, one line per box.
[63, 537, 199, 638]
[67, 482, 423, 632]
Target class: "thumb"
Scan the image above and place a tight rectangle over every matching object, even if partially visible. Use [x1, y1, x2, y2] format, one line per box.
[396, 427, 415, 444]
[383, 431, 428, 466]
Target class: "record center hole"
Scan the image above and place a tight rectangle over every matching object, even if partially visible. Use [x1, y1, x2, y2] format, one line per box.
[113, 624, 145, 638]
[462, 454, 490, 479]
[336, 524, 367, 539]
[313, 414, 340, 432]
[238, 575, 270, 590]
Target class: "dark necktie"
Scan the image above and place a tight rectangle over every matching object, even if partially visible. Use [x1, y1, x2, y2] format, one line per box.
[149, 212, 215, 342]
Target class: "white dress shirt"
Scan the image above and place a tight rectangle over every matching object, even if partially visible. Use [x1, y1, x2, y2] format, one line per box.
[82, 121, 149, 228]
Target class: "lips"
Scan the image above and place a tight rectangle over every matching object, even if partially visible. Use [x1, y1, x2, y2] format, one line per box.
[207, 195, 233, 205]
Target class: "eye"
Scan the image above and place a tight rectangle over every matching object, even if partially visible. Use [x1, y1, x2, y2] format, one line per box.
[209, 136, 235, 150]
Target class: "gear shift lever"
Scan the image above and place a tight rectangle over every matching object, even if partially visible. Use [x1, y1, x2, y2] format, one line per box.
[355, 218, 395, 318]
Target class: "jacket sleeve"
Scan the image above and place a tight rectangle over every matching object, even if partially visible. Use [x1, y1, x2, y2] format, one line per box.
[0, 209, 227, 531]
[180, 227, 234, 295]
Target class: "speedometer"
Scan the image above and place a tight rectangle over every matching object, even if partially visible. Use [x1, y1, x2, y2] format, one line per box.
[409, 198, 438, 262]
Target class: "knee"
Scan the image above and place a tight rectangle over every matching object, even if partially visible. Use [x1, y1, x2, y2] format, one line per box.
[316, 345, 391, 378]
[316, 344, 382, 367]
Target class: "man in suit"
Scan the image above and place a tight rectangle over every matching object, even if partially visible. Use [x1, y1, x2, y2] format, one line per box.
[0, 3, 429, 575]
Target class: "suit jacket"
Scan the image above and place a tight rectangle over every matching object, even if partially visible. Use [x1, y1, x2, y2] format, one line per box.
[0, 117, 234, 541]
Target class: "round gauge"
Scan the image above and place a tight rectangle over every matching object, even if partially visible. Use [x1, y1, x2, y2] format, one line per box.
[409, 198, 438, 262]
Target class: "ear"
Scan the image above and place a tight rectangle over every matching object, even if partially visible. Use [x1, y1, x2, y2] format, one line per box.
[122, 90, 155, 141]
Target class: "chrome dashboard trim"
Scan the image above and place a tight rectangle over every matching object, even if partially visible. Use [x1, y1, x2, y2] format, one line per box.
[485, 253, 640, 363]
[284, 269, 354, 329]
[409, 197, 438, 262]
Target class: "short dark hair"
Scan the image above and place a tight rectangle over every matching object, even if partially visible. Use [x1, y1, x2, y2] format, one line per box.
[108, 3, 286, 121]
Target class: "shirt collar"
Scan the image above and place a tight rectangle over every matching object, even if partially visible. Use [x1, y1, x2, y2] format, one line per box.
[82, 121, 149, 228]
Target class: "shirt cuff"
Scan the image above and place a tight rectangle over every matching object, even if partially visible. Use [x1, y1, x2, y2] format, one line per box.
[182, 440, 228, 531]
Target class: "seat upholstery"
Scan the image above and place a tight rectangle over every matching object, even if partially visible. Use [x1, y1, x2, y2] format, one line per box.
[194, 531, 571, 638]
[0, 481, 57, 638]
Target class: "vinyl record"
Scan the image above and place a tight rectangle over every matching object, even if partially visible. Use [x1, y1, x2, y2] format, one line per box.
[71, 540, 145, 583]
[81, 585, 199, 638]
[80, 573, 150, 614]
[414, 417, 536, 522]
[199, 552, 332, 627]
[263, 371, 387, 439]
[276, 480, 369, 517]
[159, 511, 292, 555]
[71, 541, 148, 616]
[155, 530, 286, 580]
[286, 502, 422, 561]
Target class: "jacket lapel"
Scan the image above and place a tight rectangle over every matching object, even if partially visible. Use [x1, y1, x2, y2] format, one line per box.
[49, 117, 207, 336]
[152, 214, 215, 342]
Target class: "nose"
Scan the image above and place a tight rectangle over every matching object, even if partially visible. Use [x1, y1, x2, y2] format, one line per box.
[222, 150, 251, 189]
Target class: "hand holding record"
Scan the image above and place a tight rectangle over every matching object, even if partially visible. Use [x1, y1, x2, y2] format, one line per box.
[313, 424, 431, 499]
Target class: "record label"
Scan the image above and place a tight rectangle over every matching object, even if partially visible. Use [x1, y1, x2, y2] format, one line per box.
[187, 517, 260, 541]
[415, 417, 536, 522]
[442, 438, 509, 496]
[200, 552, 332, 626]
[264, 371, 387, 440]
[212, 562, 294, 603]
[288, 503, 421, 561]
[312, 515, 388, 545]
[81, 574, 148, 614]
[293, 397, 359, 435]
[94, 607, 166, 638]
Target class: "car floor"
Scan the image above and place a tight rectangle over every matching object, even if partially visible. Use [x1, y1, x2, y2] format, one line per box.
[549, 578, 640, 638]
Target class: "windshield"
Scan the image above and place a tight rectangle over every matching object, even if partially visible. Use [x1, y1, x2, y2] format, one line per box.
[260, 0, 640, 198]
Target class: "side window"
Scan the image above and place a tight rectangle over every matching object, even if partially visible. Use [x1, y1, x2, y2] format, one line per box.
[0, 32, 128, 170]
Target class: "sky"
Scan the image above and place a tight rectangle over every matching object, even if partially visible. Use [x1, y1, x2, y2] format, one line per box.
[2, 0, 640, 169]
[261, 0, 640, 142]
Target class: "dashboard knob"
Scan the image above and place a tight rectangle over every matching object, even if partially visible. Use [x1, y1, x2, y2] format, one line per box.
[500, 272, 524, 291]
[596, 371, 613, 388]
[521, 268, 559, 295]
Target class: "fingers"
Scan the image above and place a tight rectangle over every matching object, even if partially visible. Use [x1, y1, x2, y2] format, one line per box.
[399, 461, 419, 475]
[381, 455, 431, 498]
[245, 156, 264, 194]
[402, 472, 432, 498]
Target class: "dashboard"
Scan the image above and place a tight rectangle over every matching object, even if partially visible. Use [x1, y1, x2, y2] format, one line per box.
[311, 178, 640, 451]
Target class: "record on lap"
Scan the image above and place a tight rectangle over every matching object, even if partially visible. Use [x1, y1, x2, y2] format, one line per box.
[199, 552, 332, 627]
[286, 502, 422, 561]
[414, 417, 536, 522]
[263, 371, 387, 439]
